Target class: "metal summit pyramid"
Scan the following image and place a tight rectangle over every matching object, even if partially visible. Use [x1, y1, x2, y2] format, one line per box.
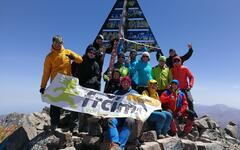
[95, 0, 161, 53]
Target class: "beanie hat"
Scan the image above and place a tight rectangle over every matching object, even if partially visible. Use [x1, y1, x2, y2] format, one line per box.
[171, 79, 179, 86]
[159, 56, 166, 62]
[97, 34, 104, 40]
[169, 49, 176, 53]
[52, 35, 63, 44]
[130, 49, 137, 54]
[147, 79, 158, 87]
[112, 69, 121, 78]
[118, 52, 125, 58]
[142, 52, 150, 59]
[173, 56, 181, 62]
[121, 76, 131, 85]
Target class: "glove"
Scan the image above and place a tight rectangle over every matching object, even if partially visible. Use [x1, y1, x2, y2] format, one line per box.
[40, 88, 45, 94]
[66, 54, 75, 60]
[103, 75, 110, 81]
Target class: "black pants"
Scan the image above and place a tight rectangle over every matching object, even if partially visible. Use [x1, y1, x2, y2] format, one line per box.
[181, 89, 198, 118]
[50, 105, 61, 126]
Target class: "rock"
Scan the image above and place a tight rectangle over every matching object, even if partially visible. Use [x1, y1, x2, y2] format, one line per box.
[0, 126, 29, 150]
[82, 135, 100, 149]
[99, 143, 111, 150]
[225, 134, 240, 145]
[194, 116, 209, 130]
[140, 131, 157, 142]
[2, 113, 38, 140]
[59, 146, 76, 150]
[157, 137, 182, 150]
[140, 141, 161, 150]
[87, 117, 103, 136]
[225, 121, 238, 139]
[26, 132, 60, 150]
[181, 139, 197, 150]
[206, 119, 219, 129]
[195, 141, 224, 150]
[200, 129, 219, 141]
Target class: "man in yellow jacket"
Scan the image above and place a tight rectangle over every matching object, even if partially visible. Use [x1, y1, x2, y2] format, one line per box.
[40, 35, 83, 130]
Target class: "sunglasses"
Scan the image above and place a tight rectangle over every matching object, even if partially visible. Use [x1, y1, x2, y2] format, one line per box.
[142, 55, 149, 58]
[174, 59, 180, 63]
[88, 51, 96, 55]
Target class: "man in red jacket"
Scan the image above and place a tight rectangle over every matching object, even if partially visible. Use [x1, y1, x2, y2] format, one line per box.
[160, 80, 195, 137]
[171, 56, 197, 117]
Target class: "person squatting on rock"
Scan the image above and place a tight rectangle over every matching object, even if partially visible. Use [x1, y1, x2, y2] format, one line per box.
[71, 44, 101, 132]
[152, 56, 172, 96]
[160, 80, 195, 137]
[171, 56, 197, 117]
[142, 79, 172, 139]
[40, 35, 83, 130]
[108, 76, 137, 150]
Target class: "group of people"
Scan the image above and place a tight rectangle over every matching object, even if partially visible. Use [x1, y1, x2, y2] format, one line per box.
[40, 35, 197, 150]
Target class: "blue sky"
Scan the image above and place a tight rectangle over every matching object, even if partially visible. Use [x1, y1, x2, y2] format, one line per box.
[0, 0, 239, 114]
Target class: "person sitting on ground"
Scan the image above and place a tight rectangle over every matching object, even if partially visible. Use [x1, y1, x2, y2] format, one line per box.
[142, 79, 172, 139]
[104, 69, 121, 94]
[152, 56, 172, 96]
[135, 52, 152, 94]
[160, 80, 195, 137]
[108, 76, 137, 150]
[40, 35, 83, 131]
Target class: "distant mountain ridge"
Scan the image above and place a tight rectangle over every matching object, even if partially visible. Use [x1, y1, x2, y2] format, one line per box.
[195, 104, 240, 126]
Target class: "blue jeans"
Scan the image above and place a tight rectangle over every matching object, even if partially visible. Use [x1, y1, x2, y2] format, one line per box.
[108, 118, 134, 149]
[147, 111, 172, 135]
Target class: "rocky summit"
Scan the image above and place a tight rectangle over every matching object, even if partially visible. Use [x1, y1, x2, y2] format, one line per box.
[0, 107, 239, 150]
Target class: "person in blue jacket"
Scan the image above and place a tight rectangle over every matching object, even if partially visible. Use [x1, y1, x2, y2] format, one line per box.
[108, 76, 137, 150]
[135, 52, 152, 93]
[126, 49, 138, 90]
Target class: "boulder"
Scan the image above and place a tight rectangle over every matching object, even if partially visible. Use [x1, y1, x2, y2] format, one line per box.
[87, 117, 103, 136]
[157, 137, 182, 150]
[82, 135, 100, 149]
[0, 126, 29, 150]
[140, 141, 161, 150]
[225, 121, 238, 139]
[181, 139, 197, 150]
[140, 131, 157, 142]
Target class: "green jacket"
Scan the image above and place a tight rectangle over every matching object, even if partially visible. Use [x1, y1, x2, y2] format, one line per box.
[152, 65, 172, 90]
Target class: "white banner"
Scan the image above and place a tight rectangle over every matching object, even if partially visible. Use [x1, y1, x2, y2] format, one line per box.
[42, 73, 162, 121]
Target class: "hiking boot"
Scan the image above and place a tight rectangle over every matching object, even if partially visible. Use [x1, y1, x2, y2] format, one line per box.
[50, 125, 57, 131]
[157, 134, 165, 139]
[109, 142, 121, 150]
[164, 134, 171, 138]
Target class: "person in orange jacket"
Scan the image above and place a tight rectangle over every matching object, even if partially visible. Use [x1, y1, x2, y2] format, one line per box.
[160, 80, 195, 137]
[171, 56, 197, 117]
[40, 35, 83, 130]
